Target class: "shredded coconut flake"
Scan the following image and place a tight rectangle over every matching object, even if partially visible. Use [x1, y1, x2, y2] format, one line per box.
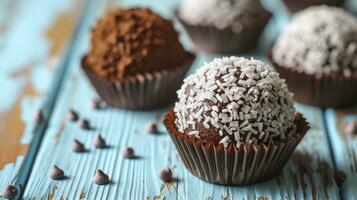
[273, 6, 357, 75]
[174, 57, 296, 148]
[178, 0, 265, 29]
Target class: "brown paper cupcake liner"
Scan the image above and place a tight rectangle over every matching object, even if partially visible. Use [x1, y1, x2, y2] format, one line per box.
[176, 12, 271, 54]
[81, 54, 195, 110]
[163, 110, 309, 185]
[283, 0, 345, 13]
[269, 55, 357, 108]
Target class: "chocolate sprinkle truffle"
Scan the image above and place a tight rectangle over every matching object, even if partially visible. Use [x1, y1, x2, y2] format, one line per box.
[93, 169, 110, 185]
[72, 139, 86, 152]
[158, 167, 172, 182]
[345, 120, 357, 135]
[79, 118, 91, 130]
[121, 147, 135, 158]
[90, 98, 102, 109]
[273, 6, 357, 76]
[67, 109, 79, 121]
[93, 133, 106, 148]
[174, 57, 296, 147]
[48, 165, 65, 180]
[2, 185, 18, 199]
[85, 8, 190, 82]
[146, 122, 158, 134]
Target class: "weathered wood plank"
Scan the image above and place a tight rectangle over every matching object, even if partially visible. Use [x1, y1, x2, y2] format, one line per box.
[21, 0, 341, 199]
[0, 0, 86, 198]
[325, 108, 357, 200]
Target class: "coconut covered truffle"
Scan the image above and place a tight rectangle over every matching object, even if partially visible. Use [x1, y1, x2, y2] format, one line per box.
[86, 8, 190, 82]
[174, 57, 296, 147]
[273, 6, 357, 76]
[179, 0, 265, 29]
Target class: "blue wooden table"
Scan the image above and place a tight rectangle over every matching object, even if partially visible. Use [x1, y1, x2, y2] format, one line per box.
[0, 0, 356, 199]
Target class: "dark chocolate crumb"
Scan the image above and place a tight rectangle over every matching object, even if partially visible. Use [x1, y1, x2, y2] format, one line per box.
[2, 185, 18, 199]
[345, 120, 357, 135]
[334, 170, 346, 186]
[67, 109, 79, 121]
[72, 139, 85, 152]
[121, 147, 134, 158]
[93, 133, 106, 148]
[158, 167, 172, 182]
[90, 99, 102, 110]
[49, 165, 65, 180]
[92, 169, 109, 185]
[146, 122, 158, 134]
[79, 118, 90, 130]
[33, 109, 43, 124]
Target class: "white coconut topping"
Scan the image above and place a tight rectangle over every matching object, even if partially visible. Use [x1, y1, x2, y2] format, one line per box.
[178, 0, 264, 29]
[174, 57, 296, 148]
[273, 6, 357, 76]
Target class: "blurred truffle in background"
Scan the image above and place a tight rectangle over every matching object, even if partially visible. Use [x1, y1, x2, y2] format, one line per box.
[271, 6, 357, 107]
[176, 0, 271, 53]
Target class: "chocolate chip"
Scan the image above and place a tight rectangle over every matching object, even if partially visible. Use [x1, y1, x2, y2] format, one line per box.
[2, 185, 18, 199]
[146, 122, 158, 134]
[92, 169, 109, 185]
[93, 133, 106, 148]
[334, 170, 346, 186]
[90, 99, 102, 109]
[49, 165, 65, 180]
[79, 118, 90, 130]
[345, 120, 357, 135]
[72, 139, 85, 152]
[121, 147, 134, 158]
[33, 109, 43, 124]
[67, 109, 79, 121]
[158, 167, 172, 182]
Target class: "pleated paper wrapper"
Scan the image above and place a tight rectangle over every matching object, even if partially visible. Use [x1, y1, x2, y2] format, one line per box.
[81, 54, 195, 110]
[164, 110, 309, 185]
[176, 11, 271, 54]
[270, 56, 357, 108]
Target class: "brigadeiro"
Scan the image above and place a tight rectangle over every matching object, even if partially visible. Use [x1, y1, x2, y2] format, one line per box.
[271, 6, 357, 107]
[163, 57, 309, 185]
[81, 8, 195, 110]
[177, 0, 271, 53]
[283, 0, 345, 13]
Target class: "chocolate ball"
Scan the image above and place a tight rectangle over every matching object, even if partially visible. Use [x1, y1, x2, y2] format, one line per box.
[273, 6, 357, 76]
[86, 8, 190, 82]
[174, 57, 296, 147]
[158, 167, 172, 182]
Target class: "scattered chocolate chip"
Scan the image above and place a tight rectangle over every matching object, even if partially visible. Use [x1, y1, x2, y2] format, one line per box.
[158, 167, 172, 182]
[121, 147, 134, 158]
[334, 170, 346, 186]
[93, 133, 106, 148]
[345, 120, 357, 135]
[92, 169, 109, 185]
[90, 98, 102, 109]
[49, 165, 65, 180]
[33, 109, 43, 124]
[67, 109, 79, 121]
[146, 122, 158, 134]
[2, 185, 18, 199]
[79, 118, 90, 130]
[72, 139, 85, 152]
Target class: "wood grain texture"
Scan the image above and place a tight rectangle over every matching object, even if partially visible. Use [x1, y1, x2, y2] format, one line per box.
[0, 0, 85, 169]
[19, 0, 341, 199]
[325, 108, 357, 200]
[0, 0, 86, 198]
